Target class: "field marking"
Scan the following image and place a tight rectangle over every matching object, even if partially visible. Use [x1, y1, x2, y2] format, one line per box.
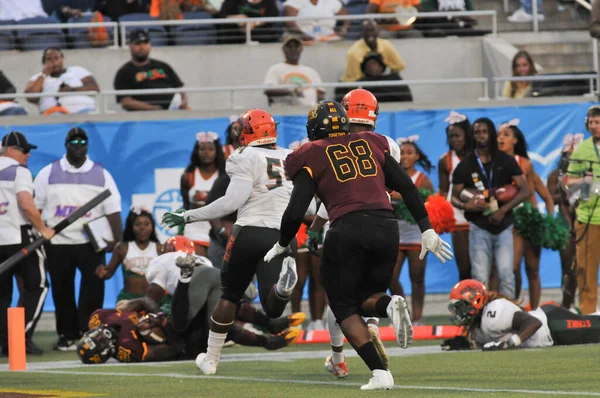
[19, 369, 600, 396]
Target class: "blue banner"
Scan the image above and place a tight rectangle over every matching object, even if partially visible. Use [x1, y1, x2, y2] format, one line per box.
[5, 101, 595, 311]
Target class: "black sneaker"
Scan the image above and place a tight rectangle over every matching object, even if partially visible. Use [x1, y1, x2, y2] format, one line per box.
[26, 339, 44, 356]
[53, 335, 77, 351]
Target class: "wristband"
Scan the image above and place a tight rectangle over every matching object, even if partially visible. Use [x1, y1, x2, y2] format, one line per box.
[508, 334, 521, 347]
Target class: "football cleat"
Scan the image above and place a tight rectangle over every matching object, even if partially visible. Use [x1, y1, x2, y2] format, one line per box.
[288, 312, 306, 327]
[175, 253, 201, 279]
[360, 369, 394, 391]
[368, 325, 389, 368]
[387, 295, 413, 349]
[265, 328, 301, 350]
[324, 355, 349, 378]
[196, 353, 218, 375]
[268, 312, 306, 334]
[276, 257, 298, 297]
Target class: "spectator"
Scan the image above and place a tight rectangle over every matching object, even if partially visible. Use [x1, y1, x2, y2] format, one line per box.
[591, 0, 600, 38]
[0, 71, 27, 116]
[283, 0, 350, 42]
[566, 106, 600, 315]
[0, 0, 48, 21]
[215, 0, 280, 44]
[357, 51, 412, 102]
[451, 118, 529, 298]
[263, 35, 325, 106]
[34, 127, 123, 350]
[508, 0, 544, 22]
[25, 48, 99, 115]
[366, 0, 422, 38]
[149, 0, 217, 19]
[502, 50, 537, 100]
[113, 29, 188, 111]
[96, 0, 150, 21]
[341, 20, 405, 83]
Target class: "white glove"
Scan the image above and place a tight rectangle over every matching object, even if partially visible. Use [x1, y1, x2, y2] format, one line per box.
[482, 340, 508, 351]
[263, 242, 290, 263]
[419, 229, 453, 263]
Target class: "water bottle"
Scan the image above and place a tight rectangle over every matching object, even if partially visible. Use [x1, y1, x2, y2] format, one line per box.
[313, 23, 322, 40]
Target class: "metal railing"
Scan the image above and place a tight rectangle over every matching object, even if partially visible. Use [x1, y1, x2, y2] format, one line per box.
[0, 21, 120, 48]
[504, 0, 591, 32]
[493, 74, 598, 98]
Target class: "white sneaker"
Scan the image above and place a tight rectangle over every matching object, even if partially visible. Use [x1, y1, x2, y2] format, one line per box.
[507, 8, 545, 22]
[276, 257, 298, 296]
[387, 295, 413, 349]
[196, 353, 218, 375]
[360, 369, 394, 391]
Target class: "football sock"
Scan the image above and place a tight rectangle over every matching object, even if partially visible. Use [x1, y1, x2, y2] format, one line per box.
[356, 341, 386, 371]
[207, 318, 231, 362]
[375, 296, 392, 318]
[327, 307, 345, 363]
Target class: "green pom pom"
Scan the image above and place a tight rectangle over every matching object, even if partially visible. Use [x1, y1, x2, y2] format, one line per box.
[513, 202, 544, 244]
[540, 215, 570, 251]
[394, 188, 432, 224]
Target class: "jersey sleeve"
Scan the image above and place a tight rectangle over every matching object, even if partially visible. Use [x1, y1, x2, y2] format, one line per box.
[384, 135, 401, 162]
[481, 299, 518, 335]
[116, 330, 147, 363]
[284, 145, 311, 180]
[226, 149, 256, 182]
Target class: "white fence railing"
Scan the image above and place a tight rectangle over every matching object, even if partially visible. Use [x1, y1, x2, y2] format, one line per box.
[492, 74, 598, 98]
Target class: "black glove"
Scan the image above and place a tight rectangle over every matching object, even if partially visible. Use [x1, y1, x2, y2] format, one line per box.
[441, 335, 474, 351]
[307, 230, 320, 257]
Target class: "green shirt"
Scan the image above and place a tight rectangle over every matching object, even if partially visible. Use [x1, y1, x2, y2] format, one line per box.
[568, 137, 600, 225]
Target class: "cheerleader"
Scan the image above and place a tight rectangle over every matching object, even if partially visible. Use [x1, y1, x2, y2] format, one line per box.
[391, 136, 434, 325]
[497, 120, 554, 309]
[223, 116, 241, 160]
[438, 111, 474, 281]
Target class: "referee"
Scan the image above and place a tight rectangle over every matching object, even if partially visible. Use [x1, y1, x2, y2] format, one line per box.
[34, 127, 122, 351]
[0, 131, 54, 356]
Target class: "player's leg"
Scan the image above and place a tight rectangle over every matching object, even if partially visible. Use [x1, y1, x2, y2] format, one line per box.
[74, 244, 106, 337]
[524, 241, 542, 309]
[308, 253, 326, 329]
[325, 305, 349, 378]
[406, 250, 426, 325]
[227, 320, 301, 350]
[388, 250, 406, 296]
[196, 226, 260, 374]
[559, 238, 576, 308]
[236, 301, 305, 334]
[542, 304, 600, 345]
[513, 230, 525, 301]
[290, 250, 308, 314]
[451, 228, 471, 281]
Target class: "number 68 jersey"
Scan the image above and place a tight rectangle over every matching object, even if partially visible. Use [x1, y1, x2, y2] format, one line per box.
[226, 145, 293, 229]
[285, 131, 393, 224]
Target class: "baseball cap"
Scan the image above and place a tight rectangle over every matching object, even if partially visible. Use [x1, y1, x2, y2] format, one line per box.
[1, 131, 37, 152]
[129, 29, 150, 44]
[66, 127, 88, 142]
[282, 35, 303, 47]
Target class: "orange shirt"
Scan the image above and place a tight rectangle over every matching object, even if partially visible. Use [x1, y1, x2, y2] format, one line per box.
[369, 0, 420, 31]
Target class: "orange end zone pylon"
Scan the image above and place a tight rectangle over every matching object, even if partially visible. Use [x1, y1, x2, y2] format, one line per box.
[8, 307, 26, 371]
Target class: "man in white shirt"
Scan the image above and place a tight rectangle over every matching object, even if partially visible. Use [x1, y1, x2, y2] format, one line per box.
[263, 35, 326, 107]
[0, 131, 54, 357]
[25, 48, 99, 115]
[283, 0, 349, 41]
[0, 0, 47, 21]
[34, 127, 122, 351]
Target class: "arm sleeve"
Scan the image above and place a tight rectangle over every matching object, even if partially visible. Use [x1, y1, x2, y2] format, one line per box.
[102, 170, 122, 215]
[15, 168, 34, 194]
[383, 152, 432, 232]
[279, 169, 318, 247]
[184, 177, 252, 222]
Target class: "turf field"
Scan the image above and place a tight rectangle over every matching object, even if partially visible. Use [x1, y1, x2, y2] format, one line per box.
[1, 328, 600, 398]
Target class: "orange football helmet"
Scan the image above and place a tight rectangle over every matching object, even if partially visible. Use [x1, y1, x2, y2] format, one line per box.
[448, 279, 488, 325]
[341, 89, 379, 127]
[163, 235, 195, 255]
[238, 109, 278, 147]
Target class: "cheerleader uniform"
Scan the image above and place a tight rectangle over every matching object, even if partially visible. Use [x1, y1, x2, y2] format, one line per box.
[116, 241, 160, 302]
[184, 168, 219, 247]
[444, 150, 469, 231]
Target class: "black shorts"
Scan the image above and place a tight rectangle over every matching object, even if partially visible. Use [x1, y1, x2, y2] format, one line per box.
[322, 210, 399, 323]
[542, 304, 600, 345]
[220, 225, 297, 307]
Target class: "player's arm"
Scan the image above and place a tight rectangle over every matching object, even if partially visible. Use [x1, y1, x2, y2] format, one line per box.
[511, 311, 543, 345]
[144, 340, 185, 362]
[383, 152, 432, 232]
[118, 296, 160, 314]
[279, 169, 318, 247]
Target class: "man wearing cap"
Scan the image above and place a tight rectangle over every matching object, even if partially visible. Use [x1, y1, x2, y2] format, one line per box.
[113, 29, 188, 111]
[34, 127, 123, 351]
[263, 35, 325, 107]
[0, 131, 54, 356]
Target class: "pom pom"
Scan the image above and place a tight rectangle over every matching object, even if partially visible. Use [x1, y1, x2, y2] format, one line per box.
[424, 194, 456, 234]
[513, 202, 544, 244]
[540, 215, 570, 251]
[394, 188, 433, 224]
[296, 223, 308, 247]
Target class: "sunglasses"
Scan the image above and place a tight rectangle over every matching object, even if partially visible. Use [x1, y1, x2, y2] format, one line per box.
[68, 139, 87, 146]
[12, 146, 30, 155]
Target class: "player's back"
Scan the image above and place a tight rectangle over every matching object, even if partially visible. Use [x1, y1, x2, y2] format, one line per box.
[286, 131, 393, 224]
[226, 146, 293, 229]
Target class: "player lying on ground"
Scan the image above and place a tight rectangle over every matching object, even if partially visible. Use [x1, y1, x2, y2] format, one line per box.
[443, 279, 600, 351]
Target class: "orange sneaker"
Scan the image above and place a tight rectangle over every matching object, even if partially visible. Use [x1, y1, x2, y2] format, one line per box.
[324, 355, 349, 378]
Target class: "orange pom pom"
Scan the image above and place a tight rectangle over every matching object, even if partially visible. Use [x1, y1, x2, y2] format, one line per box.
[425, 194, 456, 234]
[296, 223, 308, 247]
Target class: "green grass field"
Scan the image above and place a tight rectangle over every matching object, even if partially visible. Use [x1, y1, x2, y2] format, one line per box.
[1, 330, 600, 398]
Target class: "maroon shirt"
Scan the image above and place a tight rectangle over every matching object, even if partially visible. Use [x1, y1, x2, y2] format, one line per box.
[285, 131, 393, 223]
[88, 309, 147, 363]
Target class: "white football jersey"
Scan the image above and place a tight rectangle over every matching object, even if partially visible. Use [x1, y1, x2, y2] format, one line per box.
[145, 252, 213, 296]
[476, 299, 553, 348]
[226, 146, 293, 229]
